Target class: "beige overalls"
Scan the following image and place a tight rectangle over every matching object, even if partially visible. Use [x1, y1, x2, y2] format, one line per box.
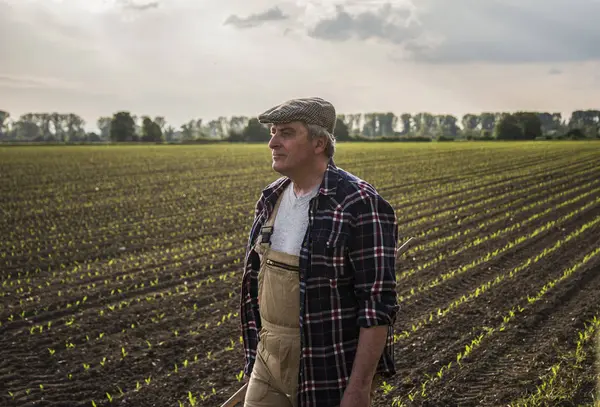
[244, 192, 302, 407]
[244, 192, 380, 407]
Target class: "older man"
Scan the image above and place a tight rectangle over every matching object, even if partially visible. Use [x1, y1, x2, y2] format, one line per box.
[240, 97, 399, 407]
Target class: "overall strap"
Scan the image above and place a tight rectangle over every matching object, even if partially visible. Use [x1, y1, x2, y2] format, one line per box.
[259, 190, 285, 247]
[257, 190, 285, 266]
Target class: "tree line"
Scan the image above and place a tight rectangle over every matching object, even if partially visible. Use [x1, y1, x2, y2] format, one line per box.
[0, 109, 598, 143]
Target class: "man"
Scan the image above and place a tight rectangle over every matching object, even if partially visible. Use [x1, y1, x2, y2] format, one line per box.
[240, 97, 399, 407]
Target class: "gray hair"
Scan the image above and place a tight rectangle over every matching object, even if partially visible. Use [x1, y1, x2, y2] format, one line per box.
[306, 123, 336, 157]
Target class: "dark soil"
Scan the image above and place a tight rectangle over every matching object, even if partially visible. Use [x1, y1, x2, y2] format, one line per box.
[2, 145, 600, 407]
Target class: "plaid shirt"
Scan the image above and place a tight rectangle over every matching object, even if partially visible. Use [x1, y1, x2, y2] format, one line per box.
[240, 159, 399, 407]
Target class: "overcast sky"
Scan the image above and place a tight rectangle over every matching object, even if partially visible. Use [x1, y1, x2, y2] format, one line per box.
[2, 0, 599, 130]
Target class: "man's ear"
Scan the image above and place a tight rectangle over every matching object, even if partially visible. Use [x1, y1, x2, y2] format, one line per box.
[314, 136, 326, 154]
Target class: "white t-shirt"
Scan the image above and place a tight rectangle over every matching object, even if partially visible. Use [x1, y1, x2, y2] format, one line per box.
[270, 182, 320, 256]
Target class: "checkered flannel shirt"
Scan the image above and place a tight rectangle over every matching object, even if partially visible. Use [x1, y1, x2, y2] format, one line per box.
[240, 159, 400, 407]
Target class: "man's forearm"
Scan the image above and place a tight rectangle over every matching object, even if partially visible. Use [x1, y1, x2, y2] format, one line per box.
[347, 325, 389, 388]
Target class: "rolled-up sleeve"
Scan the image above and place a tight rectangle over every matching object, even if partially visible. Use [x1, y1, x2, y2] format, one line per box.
[347, 194, 399, 328]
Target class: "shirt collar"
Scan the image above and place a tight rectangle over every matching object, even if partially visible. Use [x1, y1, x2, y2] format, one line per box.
[261, 158, 340, 211]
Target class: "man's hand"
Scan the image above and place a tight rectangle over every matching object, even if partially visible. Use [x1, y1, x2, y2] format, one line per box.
[339, 325, 387, 406]
[339, 383, 371, 407]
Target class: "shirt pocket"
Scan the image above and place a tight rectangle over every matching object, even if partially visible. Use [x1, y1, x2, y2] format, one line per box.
[310, 230, 351, 281]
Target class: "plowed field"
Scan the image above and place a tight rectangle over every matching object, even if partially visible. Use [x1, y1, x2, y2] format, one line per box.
[1, 141, 599, 407]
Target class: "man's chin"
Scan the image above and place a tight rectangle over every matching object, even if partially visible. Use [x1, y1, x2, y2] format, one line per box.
[272, 161, 287, 175]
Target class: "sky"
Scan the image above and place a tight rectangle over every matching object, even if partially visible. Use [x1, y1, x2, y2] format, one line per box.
[1, 0, 600, 131]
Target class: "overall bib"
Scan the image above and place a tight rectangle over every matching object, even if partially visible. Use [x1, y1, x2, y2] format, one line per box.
[244, 193, 302, 407]
[244, 191, 381, 406]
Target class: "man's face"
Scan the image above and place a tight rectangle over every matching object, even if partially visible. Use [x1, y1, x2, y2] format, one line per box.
[267, 121, 324, 176]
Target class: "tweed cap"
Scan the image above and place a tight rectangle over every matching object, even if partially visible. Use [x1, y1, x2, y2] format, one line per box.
[258, 97, 336, 134]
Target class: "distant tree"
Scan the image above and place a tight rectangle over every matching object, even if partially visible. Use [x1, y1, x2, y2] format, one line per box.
[4, 113, 84, 142]
[226, 129, 245, 142]
[229, 116, 248, 135]
[494, 113, 523, 140]
[153, 116, 166, 131]
[460, 114, 480, 139]
[180, 123, 194, 140]
[86, 132, 102, 142]
[461, 114, 479, 137]
[13, 114, 41, 140]
[97, 117, 111, 140]
[435, 114, 459, 137]
[333, 117, 350, 141]
[242, 118, 270, 142]
[0, 110, 10, 139]
[569, 109, 600, 138]
[513, 112, 542, 140]
[537, 112, 562, 135]
[379, 112, 397, 136]
[4, 107, 600, 144]
[362, 113, 377, 137]
[163, 125, 176, 142]
[64, 113, 86, 142]
[110, 112, 136, 142]
[48, 113, 64, 142]
[399, 113, 411, 135]
[344, 114, 362, 135]
[141, 116, 163, 142]
[479, 112, 498, 132]
[204, 119, 223, 138]
[461, 114, 478, 131]
[413, 113, 436, 136]
[35, 113, 51, 140]
[564, 128, 586, 139]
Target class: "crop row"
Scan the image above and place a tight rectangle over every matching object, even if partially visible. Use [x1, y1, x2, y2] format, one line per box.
[391, 243, 600, 406]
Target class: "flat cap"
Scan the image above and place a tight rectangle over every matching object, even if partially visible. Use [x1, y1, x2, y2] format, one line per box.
[258, 97, 337, 134]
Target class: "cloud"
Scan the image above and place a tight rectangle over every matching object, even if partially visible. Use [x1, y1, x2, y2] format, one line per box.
[308, 4, 417, 43]
[2, 0, 600, 131]
[0, 74, 79, 90]
[0, 4, 106, 82]
[305, 0, 600, 64]
[119, 1, 160, 12]
[224, 6, 289, 29]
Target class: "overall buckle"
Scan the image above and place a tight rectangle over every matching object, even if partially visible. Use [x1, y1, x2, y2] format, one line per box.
[260, 226, 273, 243]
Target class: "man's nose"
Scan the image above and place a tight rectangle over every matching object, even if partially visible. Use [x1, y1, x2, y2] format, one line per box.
[268, 133, 279, 149]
